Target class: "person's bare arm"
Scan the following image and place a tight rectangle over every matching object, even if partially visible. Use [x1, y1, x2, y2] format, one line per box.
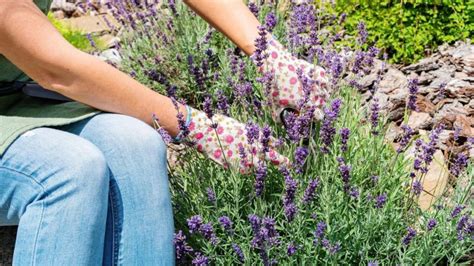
[183, 0, 262, 55]
[0, 1, 184, 136]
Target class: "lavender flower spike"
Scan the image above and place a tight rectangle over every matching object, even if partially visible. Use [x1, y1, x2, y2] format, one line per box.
[232, 243, 245, 263]
[303, 178, 320, 204]
[427, 218, 437, 231]
[218, 216, 233, 233]
[402, 227, 416, 246]
[407, 78, 419, 111]
[174, 230, 193, 260]
[339, 128, 350, 152]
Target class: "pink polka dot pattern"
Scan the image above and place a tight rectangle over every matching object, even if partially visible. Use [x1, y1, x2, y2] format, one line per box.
[257, 39, 330, 121]
[183, 107, 290, 173]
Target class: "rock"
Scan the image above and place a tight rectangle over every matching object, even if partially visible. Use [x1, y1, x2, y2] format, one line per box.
[407, 112, 432, 130]
[416, 95, 436, 114]
[99, 34, 120, 48]
[464, 53, 474, 67]
[358, 73, 378, 89]
[453, 115, 474, 138]
[418, 71, 435, 85]
[402, 57, 440, 73]
[417, 150, 449, 210]
[436, 100, 468, 116]
[378, 68, 407, 94]
[99, 49, 122, 65]
[61, 14, 118, 35]
[448, 42, 474, 59]
[53, 10, 65, 19]
[385, 122, 402, 143]
[428, 66, 454, 89]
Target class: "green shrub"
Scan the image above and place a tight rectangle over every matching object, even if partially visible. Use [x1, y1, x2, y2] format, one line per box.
[47, 13, 104, 52]
[328, 0, 474, 64]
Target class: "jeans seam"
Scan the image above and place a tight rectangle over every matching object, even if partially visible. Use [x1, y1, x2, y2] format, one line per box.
[109, 183, 121, 266]
[0, 166, 47, 266]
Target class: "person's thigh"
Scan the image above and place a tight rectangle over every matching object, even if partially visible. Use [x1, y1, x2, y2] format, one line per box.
[0, 127, 110, 265]
[58, 113, 175, 265]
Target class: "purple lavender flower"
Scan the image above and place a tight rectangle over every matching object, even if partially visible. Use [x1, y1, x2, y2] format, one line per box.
[284, 202, 298, 222]
[260, 125, 271, 153]
[338, 157, 352, 191]
[371, 175, 379, 184]
[86, 33, 97, 49]
[412, 180, 423, 195]
[368, 261, 379, 266]
[329, 242, 341, 254]
[192, 253, 209, 266]
[450, 153, 468, 177]
[456, 215, 471, 240]
[339, 13, 347, 24]
[294, 146, 309, 173]
[287, 243, 297, 256]
[168, 0, 177, 16]
[174, 230, 193, 260]
[264, 12, 277, 32]
[203, 95, 213, 119]
[397, 125, 414, 153]
[248, 214, 261, 232]
[252, 26, 268, 67]
[407, 78, 419, 111]
[418, 125, 443, 173]
[320, 99, 343, 153]
[302, 178, 320, 204]
[218, 216, 233, 233]
[246, 121, 260, 145]
[402, 227, 416, 246]
[216, 90, 229, 115]
[436, 82, 447, 100]
[200, 223, 218, 244]
[370, 98, 380, 135]
[427, 218, 437, 231]
[248, 2, 259, 17]
[255, 163, 267, 197]
[314, 221, 327, 240]
[206, 187, 216, 205]
[357, 21, 368, 45]
[339, 128, 350, 152]
[374, 193, 387, 208]
[282, 168, 298, 203]
[187, 215, 203, 233]
[232, 243, 245, 263]
[349, 186, 360, 199]
[451, 205, 465, 219]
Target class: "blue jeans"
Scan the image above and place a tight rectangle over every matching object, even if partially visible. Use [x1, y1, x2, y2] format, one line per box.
[0, 113, 175, 265]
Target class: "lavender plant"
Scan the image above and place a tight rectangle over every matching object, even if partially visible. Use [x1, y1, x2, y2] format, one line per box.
[103, 1, 472, 264]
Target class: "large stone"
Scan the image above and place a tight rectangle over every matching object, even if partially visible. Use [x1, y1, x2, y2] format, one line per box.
[402, 57, 440, 73]
[417, 150, 449, 210]
[407, 112, 432, 130]
[378, 68, 407, 94]
[448, 42, 474, 59]
[61, 14, 119, 34]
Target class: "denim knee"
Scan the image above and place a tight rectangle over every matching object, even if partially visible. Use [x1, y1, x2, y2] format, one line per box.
[0, 128, 110, 221]
[77, 114, 168, 163]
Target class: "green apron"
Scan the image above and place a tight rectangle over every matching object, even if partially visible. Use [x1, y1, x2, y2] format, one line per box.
[0, 0, 99, 156]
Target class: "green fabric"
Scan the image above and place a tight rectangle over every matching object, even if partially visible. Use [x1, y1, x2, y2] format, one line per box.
[0, 0, 100, 156]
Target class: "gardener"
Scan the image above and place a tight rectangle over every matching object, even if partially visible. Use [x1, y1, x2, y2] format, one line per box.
[0, 0, 328, 265]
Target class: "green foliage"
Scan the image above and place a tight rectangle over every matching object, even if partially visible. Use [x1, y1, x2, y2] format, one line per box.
[47, 13, 104, 52]
[329, 0, 474, 64]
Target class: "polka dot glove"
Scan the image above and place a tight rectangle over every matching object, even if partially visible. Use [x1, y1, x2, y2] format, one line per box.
[253, 38, 330, 122]
[184, 106, 290, 173]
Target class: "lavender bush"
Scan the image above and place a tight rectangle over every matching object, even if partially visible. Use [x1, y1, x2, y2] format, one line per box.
[101, 1, 472, 264]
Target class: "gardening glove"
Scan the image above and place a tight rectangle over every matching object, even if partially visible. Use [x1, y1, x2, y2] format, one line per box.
[252, 38, 330, 122]
[181, 106, 290, 173]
